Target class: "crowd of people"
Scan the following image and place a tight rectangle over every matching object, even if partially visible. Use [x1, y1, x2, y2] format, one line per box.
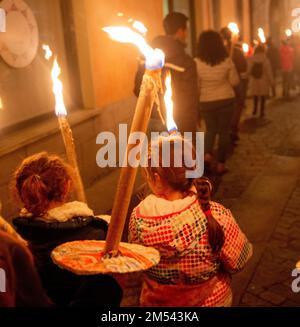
[5, 10, 299, 307]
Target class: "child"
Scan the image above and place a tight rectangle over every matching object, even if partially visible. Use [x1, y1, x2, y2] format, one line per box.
[248, 45, 274, 117]
[129, 136, 252, 307]
[12, 152, 122, 307]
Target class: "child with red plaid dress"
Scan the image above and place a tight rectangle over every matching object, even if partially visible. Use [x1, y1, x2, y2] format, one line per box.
[129, 136, 252, 307]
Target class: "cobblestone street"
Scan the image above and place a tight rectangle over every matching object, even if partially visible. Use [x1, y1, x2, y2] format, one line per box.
[214, 93, 300, 307]
[121, 92, 300, 307]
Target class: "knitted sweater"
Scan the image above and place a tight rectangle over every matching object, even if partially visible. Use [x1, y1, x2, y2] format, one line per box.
[129, 195, 252, 307]
[195, 57, 240, 102]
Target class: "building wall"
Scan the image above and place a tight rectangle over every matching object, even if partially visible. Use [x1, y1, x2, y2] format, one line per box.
[73, 0, 164, 109]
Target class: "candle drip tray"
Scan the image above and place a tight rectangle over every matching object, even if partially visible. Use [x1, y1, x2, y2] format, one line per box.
[51, 240, 160, 275]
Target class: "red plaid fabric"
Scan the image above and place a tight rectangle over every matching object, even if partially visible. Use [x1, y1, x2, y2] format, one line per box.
[129, 198, 252, 307]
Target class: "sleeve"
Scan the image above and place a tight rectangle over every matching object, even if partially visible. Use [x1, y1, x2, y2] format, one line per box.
[128, 209, 139, 244]
[228, 59, 240, 87]
[12, 243, 52, 307]
[219, 209, 253, 274]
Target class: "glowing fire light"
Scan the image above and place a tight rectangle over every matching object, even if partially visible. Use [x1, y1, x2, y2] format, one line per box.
[42, 44, 53, 60]
[228, 22, 239, 35]
[258, 28, 266, 43]
[43, 44, 67, 117]
[51, 58, 67, 117]
[242, 43, 249, 54]
[102, 25, 165, 70]
[132, 20, 148, 35]
[164, 72, 177, 133]
[0, 97, 3, 110]
[285, 29, 292, 37]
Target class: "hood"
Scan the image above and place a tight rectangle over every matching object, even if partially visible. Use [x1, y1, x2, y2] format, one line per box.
[139, 194, 197, 217]
[19, 201, 94, 223]
[135, 193, 207, 257]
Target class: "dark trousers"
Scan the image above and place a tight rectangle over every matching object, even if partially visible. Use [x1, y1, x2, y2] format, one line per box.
[282, 72, 292, 98]
[201, 100, 235, 163]
[253, 96, 265, 116]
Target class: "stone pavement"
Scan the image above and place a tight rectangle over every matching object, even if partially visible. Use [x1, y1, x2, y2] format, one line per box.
[213, 95, 300, 307]
[121, 93, 300, 307]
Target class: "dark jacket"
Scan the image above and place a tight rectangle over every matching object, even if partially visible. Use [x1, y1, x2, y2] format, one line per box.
[13, 216, 123, 307]
[0, 231, 51, 307]
[134, 35, 198, 135]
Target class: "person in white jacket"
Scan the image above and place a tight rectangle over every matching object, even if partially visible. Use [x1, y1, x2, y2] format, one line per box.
[195, 30, 240, 175]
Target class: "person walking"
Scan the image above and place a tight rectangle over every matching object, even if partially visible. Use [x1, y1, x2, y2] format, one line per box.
[266, 37, 280, 97]
[195, 30, 240, 175]
[280, 40, 295, 99]
[248, 45, 274, 118]
[129, 136, 253, 307]
[134, 12, 198, 137]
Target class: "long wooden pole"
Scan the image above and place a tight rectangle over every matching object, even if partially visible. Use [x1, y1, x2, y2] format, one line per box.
[58, 116, 86, 203]
[104, 69, 161, 256]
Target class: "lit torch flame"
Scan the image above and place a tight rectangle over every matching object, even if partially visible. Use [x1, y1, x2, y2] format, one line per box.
[0, 97, 3, 110]
[42, 44, 53, 60]
[51, 58, 67, 117]
[285, 29, 292, 37]
[43, 44, 67, 117]
[228, 22, 239, 36]
[164, 72, 177, 133]
[132, 20, 148, 35]
[242, 43, 249, 54]
[102, 25, 165, 70]
[258, 28, 266, 43]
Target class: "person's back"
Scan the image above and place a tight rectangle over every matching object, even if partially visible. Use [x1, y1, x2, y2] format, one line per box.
[129, 137, 252, 307]
[280, 43, 295, 72]
[0, 230, 51, 307]
[195, 57, 238, 102]
[130, 194, 252, 307]
[12, 152, 123, 307]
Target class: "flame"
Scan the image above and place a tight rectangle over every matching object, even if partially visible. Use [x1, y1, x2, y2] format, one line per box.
[42, 44, 53, 60]
[164, 72, 177, 133]
[228, 22, 239, 35]
[242, 43, 249, 54]
[51, 58, 67, 117]
[132, 20, 148, 35]
[285, 29, 292, 37]
[0, 97, 3, 110]
[102, 25, 165, 70]
[258, 28, 266, 43]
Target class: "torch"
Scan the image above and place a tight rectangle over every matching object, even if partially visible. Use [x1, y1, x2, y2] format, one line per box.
[242, 43, 250, 56]
[227, 22, 240, 57]
[51, 22, 161, 275]
[258, 28, 266, 44]
[285, 29, 292, 38]
[43, 45, 86, 203]
[102, 25, 164, 256]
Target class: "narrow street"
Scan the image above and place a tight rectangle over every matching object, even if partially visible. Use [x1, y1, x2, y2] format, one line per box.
[214, 93, 300, 306]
